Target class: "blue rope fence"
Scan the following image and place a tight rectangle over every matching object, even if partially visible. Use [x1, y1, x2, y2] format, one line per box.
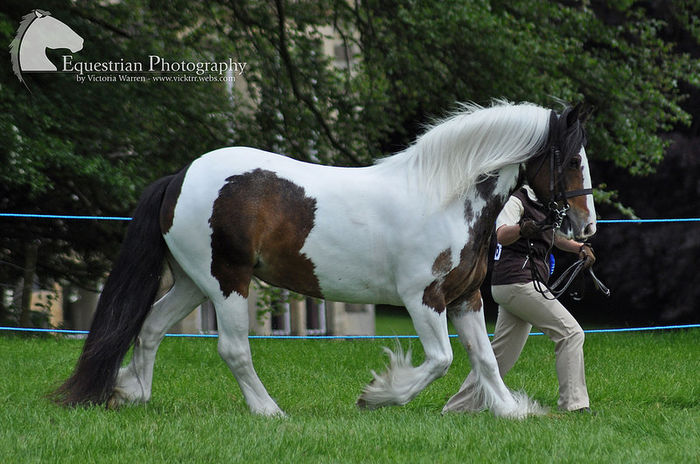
[2, 213, 700, 223]
[0, 324, 698, 339]
[0, 213, 132, 221]
[1, 213, 698, 339]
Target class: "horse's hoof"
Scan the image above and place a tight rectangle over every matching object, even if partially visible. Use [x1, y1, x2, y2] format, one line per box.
[106, 395, 122, 410]
[357, 395, 380, 410]
[252, 407, 286, 417]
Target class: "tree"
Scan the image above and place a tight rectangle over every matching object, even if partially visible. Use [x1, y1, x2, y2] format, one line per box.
[0, 0, 235, 324]
[1, 0, 697, 325]
[203, 0, 697, 192]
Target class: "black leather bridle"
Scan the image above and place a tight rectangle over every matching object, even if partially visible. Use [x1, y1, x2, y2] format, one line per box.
[530, 145, 593, 231]
[526, 143, 608, 300]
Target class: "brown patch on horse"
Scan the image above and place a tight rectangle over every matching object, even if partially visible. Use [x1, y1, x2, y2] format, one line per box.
[160, 166, 189, 235]
[562, 154, 590, 220]
[432, 249, 453, 275]
[209, 169, 321, 299]
[466, 290, 482, 311]
[447, 289, 484, 316]
[422, 248, 453, 312]
[432, 246, 489, 312]
[422, 183, 504, 314]
[423, 240, 490, 314]
[475, 176, 497, 199]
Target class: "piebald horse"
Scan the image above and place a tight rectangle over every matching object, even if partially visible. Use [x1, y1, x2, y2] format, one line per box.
[53, 102, 596, 418]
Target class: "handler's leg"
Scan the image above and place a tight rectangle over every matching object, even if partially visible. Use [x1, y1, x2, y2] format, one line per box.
[443, 292, 544, 417]
[502, 283, 589, 411]
[489, 285, 534, 377]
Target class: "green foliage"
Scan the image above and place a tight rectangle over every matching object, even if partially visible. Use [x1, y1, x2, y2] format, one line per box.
[1, 0, 235, 290]
[207, 0, 698, 204]
[252, 280, 305, 323]
[593, 184, 638, 219]
[0, 330, 698, 462]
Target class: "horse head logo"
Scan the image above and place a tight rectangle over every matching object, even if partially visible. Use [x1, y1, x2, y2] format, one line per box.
[9, 9, 83, 86]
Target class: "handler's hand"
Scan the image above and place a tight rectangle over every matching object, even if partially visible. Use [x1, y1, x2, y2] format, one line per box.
[579, 244, 596, 269]
[519, 218, 541, 239]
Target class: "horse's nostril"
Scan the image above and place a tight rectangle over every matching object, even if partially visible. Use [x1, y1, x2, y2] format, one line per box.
[584, 223, 596, 237]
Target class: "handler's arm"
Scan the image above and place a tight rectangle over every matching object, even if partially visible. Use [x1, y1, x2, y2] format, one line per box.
[495, 195, 524, 246]
[496, 225, 522, 246]
[553, 235, 582, 253]
[555, 235, 596, 268]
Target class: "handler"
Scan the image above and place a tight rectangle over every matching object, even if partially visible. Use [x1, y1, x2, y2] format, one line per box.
[444, 184, 595, 413]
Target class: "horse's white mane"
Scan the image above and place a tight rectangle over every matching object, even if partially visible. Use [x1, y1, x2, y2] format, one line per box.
[375, 100, 551, 204]
[9, 11, 43, 84]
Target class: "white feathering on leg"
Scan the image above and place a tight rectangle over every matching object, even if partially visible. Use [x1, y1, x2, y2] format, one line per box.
[357, 343, 420, 409]
[505, 390, 548, 418]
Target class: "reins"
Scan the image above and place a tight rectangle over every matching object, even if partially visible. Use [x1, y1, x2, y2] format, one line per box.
[526, 237, 610, 300]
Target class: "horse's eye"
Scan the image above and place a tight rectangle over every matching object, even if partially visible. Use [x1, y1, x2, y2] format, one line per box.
[569, 157, 581, 169]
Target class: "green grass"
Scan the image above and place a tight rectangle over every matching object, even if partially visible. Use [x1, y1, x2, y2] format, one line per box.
[1, 328, 698, 463]
[374, 307, 489, 335]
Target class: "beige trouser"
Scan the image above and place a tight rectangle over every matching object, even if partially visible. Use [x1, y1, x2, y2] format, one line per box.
[445, 282, 589, 412]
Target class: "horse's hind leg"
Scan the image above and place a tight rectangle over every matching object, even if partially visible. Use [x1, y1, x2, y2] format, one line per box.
[109, 259, 205, 408]
[358, 295, 453, 408]
[211, 291, 284, 416]
[442, 293, 545, 418]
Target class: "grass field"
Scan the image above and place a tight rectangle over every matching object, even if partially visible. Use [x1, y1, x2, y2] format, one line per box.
[1, 324, 698, 463]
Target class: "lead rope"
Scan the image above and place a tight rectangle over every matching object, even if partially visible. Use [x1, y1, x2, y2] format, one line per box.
[526, 234, 610, 300]
[587, 267, 610, 296]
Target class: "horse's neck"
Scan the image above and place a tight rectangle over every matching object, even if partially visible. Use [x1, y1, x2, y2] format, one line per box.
[464, 164, 523, 239]
[20, 28, 57, 71]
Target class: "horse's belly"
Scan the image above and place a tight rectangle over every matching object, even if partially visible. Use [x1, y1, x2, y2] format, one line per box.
[312, 272, 402, 306]
[306, 255, 402, 305]
[251, 241, 400, 305]
[299, 216, 403, 306]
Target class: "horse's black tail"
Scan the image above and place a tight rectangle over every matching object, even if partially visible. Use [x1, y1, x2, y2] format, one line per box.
[52, 175, 174, 407]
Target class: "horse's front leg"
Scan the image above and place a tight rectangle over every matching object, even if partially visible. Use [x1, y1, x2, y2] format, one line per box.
[357, 294, 453, 409]
[443, 291, 545, 418]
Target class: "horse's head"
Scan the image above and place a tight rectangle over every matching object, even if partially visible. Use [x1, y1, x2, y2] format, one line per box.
[24, 10, 83, 57]
[525, 104, 596, 241]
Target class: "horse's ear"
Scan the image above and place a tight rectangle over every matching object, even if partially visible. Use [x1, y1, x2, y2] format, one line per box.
[579, 103, 594, 124]
[34, 9, 51, 18]
[566, 103, 583, 126]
